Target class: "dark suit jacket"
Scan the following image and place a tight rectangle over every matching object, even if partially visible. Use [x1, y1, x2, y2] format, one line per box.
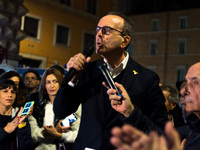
[53, 57, 168, 150]
[171, 104, 186, 128]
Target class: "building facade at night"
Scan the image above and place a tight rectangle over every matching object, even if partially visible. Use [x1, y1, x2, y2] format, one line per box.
[129, 8, 200, 86]
[19, 0, 117, 68]
[18, 0, 200, 86]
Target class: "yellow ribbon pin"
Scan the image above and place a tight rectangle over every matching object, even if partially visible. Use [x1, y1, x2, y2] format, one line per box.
[133, 70, 138, 75]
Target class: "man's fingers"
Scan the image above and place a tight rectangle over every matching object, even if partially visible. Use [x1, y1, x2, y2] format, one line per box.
[102, 82, 110, 90]
[111, 99, 122, 105]
[67, 53, 86, 71]
[165, 121, 181, 149]
[110, 137, 123, 149]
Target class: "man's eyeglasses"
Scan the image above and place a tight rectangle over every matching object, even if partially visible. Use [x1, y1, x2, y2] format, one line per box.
[94, 26, 124, 36]
[24, 77, 37, 81]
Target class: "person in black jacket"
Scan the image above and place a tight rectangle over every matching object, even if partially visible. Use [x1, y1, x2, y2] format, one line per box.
[0, 79, 33, 150]
[160, 85, 186, 128]
[110, 62, 200, 150]
[22, 69, 41, 96]
[179, 62, 200, 150]
[0, 70, 28, 108]
[53, 11, 168, 150]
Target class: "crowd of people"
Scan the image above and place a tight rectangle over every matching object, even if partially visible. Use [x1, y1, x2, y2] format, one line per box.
[0, 65, 81, 150]
[0, 11, 200, 150]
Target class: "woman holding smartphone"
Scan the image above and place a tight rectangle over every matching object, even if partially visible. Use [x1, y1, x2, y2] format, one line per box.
[0, 79, 33, 150]
[28, 67, 81, 150]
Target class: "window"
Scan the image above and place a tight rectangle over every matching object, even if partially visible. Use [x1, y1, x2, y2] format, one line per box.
[59, 0, 71, 6]
[127, 41, 133, 56]
[21, 15, 41, 40]
[118, 0, 134, 15]
[83, 33, 95, 52]
[179, 16, 187, 29]
[86, 0, 96, 14]
[147, 66, 157, 73]
[55, 24, 70, 46]
[176, 66, 185, 82]
[178, 38, 187, 54]
[150, 40, 157, 55]
[152, 19, 159, 31]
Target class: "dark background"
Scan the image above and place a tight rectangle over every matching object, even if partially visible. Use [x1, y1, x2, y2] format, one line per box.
[119, 0, 200, 15]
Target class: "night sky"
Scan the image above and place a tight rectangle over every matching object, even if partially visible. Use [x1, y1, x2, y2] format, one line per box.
[119, 0, 200, 15]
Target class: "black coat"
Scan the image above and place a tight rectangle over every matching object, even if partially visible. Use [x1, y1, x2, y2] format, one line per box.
[54, 57, 168, 150]
[171, 104, 186, 128]
[183, 114, 200, 150]
[0, 111, 33, 150]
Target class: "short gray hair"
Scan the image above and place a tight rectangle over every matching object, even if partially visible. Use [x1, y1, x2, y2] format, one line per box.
[161, 85, 179, 104]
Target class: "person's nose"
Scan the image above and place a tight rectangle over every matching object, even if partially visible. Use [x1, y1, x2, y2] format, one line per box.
[50, 82, 55, 88]
[8, 91, 12, 97]
[180, 83, 189, 96]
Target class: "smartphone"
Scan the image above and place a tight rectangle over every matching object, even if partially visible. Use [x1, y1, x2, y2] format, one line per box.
[20, 101, 35, 116]
[61, 113, 77, 127]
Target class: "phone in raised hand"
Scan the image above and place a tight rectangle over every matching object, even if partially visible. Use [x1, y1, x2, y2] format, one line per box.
[20, 101, 34, 116]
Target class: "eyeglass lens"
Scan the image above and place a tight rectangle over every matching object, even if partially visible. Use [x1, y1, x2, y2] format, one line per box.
[95, 26, 109, 35]
[25, 77, 36, 81]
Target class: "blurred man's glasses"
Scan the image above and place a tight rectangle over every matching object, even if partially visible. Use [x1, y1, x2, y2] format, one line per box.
[24, 77, 37, 81]
[94, 26, 124, 36]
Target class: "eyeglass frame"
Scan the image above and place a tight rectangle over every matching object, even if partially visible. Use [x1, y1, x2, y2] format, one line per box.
[94, 26, 125, 36]
[24, 77, 37, 81]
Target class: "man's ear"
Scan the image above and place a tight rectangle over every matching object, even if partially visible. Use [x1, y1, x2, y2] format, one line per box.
[170, 101, 177, 110]
[37, 80, 40, 86]
[121, 35, 131, 49]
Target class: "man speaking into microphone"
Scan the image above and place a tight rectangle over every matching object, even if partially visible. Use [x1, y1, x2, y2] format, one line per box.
[53, 11, 168, 150]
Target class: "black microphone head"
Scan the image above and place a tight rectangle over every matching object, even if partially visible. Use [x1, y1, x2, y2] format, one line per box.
[83, 46, 94, 58]
[98, 62, 107, 69]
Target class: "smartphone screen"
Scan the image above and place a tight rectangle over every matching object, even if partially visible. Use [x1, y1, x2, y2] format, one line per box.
[61, 113, 77, 127]
[20, 101, 35, 116]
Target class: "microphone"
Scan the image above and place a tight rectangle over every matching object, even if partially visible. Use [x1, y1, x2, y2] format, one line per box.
[99, 63, 122, 97]
[61, 46, 94, 87]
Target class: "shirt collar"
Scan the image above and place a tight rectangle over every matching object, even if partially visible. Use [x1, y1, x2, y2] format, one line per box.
[103, 52, 129, 78]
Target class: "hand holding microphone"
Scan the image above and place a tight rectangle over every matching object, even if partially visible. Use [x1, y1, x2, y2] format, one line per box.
[61, 46, 94, 87]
